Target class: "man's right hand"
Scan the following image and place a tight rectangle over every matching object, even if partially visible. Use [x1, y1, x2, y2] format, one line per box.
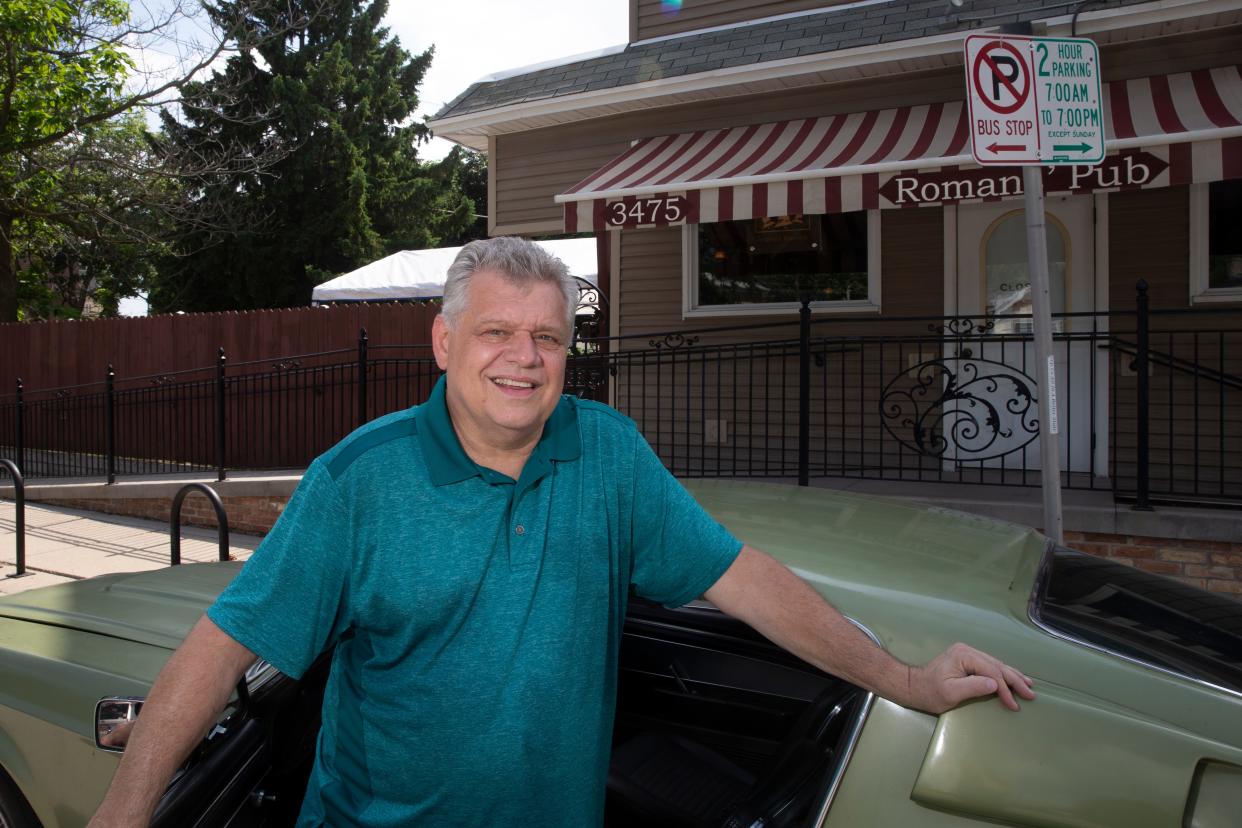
[88, 616, 257, 828]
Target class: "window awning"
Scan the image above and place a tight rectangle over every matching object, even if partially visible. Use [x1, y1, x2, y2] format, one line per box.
[557, 64, 1242, 232]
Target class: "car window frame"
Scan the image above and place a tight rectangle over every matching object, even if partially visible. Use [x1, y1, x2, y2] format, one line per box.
[1027, 542, 1242, 701]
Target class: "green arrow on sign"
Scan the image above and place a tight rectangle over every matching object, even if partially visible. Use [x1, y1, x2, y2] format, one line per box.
[1053, 143, 1093, 152]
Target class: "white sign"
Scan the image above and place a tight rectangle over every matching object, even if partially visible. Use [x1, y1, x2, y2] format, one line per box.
[964, 35, 1104, 166]
[1046, 356, 1059, 435]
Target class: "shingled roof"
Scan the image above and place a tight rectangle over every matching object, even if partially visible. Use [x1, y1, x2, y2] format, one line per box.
[433, 0, 1146, 121]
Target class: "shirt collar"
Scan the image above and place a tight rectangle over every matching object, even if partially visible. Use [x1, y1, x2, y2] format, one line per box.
[418, 375, 581, 487]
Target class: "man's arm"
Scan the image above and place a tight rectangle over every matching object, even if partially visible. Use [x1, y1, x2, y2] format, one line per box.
[89, 615, 259, 828]
[703, 545, 1035, 715]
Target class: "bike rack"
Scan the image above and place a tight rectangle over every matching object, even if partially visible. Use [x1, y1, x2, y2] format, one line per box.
[169, 483, 231, 566]
[0, 460, 27, 577]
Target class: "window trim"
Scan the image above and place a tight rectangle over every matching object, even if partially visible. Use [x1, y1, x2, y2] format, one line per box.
[1189, 181, 1242, 305]
[681, 211, 882, 318]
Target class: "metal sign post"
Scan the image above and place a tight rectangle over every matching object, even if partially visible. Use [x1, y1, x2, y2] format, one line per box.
[964, 33, 1103, 544]
[1021, 167, 1063, 543]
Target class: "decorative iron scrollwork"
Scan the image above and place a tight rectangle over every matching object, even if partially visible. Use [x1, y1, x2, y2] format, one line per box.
[150, 375, 177, 386]
[929, 317, 996, 336]
[564, 359, 608, 400]
[272, 360, 302, 372]
[880, 356, 1039, 461]
[571, 278, 605, 353]
[649, 333, 700, 350]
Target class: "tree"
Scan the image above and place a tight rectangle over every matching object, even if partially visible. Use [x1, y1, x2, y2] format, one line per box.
[10, 113, 183, 318]
[437, 147, 488, 248]
[0, 0, 318, 320]
[152, 0, 475, 312]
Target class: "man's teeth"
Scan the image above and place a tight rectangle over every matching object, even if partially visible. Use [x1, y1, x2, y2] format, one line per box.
[493, 377, 535, 389]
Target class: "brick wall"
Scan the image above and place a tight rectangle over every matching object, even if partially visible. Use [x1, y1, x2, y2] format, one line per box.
[1064, 530, 1242, 598]
[48, 495, 286, 537]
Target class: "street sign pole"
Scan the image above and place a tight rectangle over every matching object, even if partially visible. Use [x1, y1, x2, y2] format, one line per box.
[964, 32, 1101, 544]
[1021, 167, 1063, 544]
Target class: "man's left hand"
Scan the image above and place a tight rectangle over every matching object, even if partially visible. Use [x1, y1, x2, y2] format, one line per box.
[910, 642, 1036, 714]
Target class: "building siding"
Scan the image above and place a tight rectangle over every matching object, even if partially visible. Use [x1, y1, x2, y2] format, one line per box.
[489, 29, 1241, 231]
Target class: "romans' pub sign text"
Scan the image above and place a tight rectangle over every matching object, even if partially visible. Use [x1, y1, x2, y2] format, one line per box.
[876, 150, 1168, 207]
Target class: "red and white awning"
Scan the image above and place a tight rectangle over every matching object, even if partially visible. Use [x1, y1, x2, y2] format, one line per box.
[558, 64, 1242, 231]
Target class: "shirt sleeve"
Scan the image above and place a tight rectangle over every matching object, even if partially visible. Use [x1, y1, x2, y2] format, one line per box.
[207, 459, 353, 679]
[627, 434, 743, 608]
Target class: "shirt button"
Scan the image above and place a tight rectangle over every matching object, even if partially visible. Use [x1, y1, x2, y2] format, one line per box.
[515, 525, 525, 536]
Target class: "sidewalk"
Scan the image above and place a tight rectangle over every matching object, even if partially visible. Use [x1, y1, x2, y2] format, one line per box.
[0, 500, 260, 596]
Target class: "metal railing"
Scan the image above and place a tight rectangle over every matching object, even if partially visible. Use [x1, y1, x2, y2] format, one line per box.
[1, 285, 1239, 507]
[0, 459, 26, 576]
[574, 285, 1241, 507]
[169, 483, 230, 566]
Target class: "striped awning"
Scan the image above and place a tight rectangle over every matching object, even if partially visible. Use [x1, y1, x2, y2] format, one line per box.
[558, 64, 1242, 232]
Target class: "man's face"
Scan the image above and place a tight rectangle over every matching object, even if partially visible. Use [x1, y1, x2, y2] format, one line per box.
[432, 269, 570, 451]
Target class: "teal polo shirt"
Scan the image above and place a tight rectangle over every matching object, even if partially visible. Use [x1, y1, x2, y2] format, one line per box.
[208, 377, 742, 827]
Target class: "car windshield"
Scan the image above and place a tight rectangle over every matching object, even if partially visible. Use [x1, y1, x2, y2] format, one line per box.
[1033, 546, 1242, 694]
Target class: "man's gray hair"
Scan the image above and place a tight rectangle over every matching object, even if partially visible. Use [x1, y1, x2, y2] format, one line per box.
[441, 237, 579, 332]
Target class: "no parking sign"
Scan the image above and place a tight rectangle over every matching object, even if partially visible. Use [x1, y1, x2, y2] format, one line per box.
[964, 34, 1104, 166]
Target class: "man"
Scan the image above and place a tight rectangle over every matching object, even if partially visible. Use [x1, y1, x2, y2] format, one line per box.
[90, 236, 1033, 827]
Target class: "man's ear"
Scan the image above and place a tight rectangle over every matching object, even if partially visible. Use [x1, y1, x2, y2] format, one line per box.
[431, 315, 451, 371]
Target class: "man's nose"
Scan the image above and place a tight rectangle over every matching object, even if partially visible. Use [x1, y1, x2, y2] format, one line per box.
[506, 331, 539, 365]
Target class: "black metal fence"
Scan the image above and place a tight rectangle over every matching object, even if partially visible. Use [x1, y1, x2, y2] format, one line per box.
[578, 284, 1240, 507]
[2, 285, 1239, 507]
[0, 337, 440, 482]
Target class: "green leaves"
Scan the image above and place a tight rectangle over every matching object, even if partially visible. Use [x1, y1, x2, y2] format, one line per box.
[155, 0, 480, 311]
[0, 0, 135, 154]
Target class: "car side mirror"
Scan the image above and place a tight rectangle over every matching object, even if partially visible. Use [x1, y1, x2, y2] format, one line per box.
[96, 696, 144, 752]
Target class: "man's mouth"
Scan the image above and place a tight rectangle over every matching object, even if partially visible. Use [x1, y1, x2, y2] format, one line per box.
[491, 377, 537, 389]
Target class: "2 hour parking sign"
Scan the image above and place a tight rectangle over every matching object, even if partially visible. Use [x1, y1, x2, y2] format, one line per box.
[964, 34, 1104, 166]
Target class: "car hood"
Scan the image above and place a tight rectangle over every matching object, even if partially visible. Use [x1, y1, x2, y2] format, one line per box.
[0, 561, 242, 651]
[683, 479, 1045, 621]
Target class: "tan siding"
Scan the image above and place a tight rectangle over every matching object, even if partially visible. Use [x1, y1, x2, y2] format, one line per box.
[878, 207, 943, 317]
[614, 207, 945, 352]
[633, 0, 855, 42]
[493, 132, 629, 230]
[1107, 186, 1242, 499]
[619, 226, 683, 337]
[489, 25, 1241, 229]
[491, 67, 965, 229]
[1109, 187, 1191, 313]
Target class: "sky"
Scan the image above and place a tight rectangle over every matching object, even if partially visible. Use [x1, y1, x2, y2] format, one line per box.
[118, 0, 629, 316]
[390, 0, 629, 160]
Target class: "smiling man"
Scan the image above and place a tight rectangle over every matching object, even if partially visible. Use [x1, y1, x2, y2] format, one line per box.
[90, 237, 1032, 828]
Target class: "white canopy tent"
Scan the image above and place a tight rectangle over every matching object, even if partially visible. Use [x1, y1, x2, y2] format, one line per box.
[311, 238, 598, 303]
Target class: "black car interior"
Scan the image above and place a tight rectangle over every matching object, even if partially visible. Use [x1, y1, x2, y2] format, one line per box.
[155, 599, 867, 827]
[605, 599, 867, 828]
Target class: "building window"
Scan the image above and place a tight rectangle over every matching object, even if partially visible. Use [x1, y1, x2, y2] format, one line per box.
[1190, 180, 1242, 303]
[682, 211, 880, 317]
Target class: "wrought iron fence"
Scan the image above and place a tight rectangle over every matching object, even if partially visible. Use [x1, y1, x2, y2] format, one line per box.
[0, 335, 440, 481]
[1, 285, 1239, 507]
[577, 285, 1241, 507]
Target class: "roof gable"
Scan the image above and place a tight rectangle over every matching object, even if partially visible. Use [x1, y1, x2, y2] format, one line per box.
[432, 0, 1151, 122]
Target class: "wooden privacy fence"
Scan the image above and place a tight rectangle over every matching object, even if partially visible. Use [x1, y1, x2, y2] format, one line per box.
[0, 302, 442, 392]
[0, 331, 444, 479]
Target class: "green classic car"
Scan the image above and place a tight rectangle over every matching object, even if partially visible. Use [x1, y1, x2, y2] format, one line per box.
[0, 480, 1239, 827]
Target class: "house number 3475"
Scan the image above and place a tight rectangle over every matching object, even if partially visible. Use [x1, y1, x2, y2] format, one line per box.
[605, 196, 687, 227]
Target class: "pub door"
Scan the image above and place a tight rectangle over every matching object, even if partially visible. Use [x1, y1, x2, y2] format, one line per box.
[949, 194, 1099, 477]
